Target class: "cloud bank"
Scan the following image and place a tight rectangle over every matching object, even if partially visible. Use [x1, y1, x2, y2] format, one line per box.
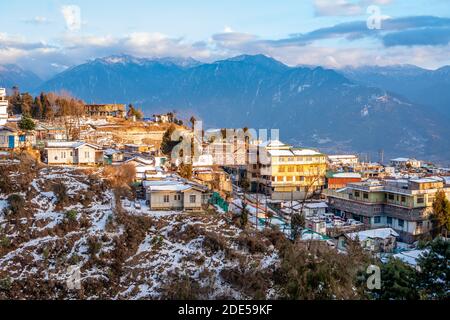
[1, 14, 450, 78]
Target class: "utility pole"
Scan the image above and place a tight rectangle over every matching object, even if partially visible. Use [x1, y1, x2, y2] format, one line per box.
[255, 192, 259, 230]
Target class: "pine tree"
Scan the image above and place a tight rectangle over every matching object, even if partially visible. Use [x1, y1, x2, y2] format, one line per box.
[18, 115, 36, 131]
[432, 190, 450, 236]
[41, 93, 53, 120]
[379, 258, 419, 300]
[32, 97, 43, 119]
[417, 237, 449, 299]
[160, 125, 181, 157]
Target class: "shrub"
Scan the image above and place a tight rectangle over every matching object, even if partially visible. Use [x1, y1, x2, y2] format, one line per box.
[0, 235, 11, 248]
[53, 182, 68, 206]
[87, 237, 102, 256]
[6, 194, 25, 215]
[203, 232, 227, 253]
[0, 277, 12, 292]
[65, 210, 77, 221]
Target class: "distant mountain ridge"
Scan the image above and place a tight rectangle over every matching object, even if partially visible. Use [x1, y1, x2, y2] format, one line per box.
[35, 54, 450, 164]
[0, 64, 43, 92]
[341, 65, 450, 119]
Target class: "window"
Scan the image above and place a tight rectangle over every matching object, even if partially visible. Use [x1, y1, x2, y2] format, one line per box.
[189, 195, 196, 203]
[174, 194, 181, 201]
[70, 152, 73, 157]
[354, 191, 360, 197]
[288, 166, 295, 172]
[398, 219, 404, 228]
[279, 166, 285, 173]
[417, 196, 425, 204]
[286, 176, 293, 182]
[85, 151, 90, 158]
[388, 194, 394, 200]
[417, 221, 423, 228]
[401, 196, 406, 203]
[387, 217, 393, 225]
[163, 195, 170, 203]
[298, 176, 305, 182]
[363, 193, 369, 199]
[374, 216, 381, 224]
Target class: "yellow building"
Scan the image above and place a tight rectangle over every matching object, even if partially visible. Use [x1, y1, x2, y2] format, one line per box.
[247, 140, 327, 200]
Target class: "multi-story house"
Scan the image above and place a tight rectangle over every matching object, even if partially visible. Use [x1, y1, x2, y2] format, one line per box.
[247, 140, 327, 200]
[324, 178, 450, 243]
[0, 88, 8, 125]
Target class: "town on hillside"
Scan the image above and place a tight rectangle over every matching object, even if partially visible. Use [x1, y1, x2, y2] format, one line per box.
[0, 87, 449, 300]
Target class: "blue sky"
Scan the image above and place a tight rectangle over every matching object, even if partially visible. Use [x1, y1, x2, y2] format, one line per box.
[2, 0, 450, 78]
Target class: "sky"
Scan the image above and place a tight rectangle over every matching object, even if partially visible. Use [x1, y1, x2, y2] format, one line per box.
[1, 0, 450, 78]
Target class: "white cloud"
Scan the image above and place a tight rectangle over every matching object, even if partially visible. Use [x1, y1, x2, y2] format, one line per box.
[23, 16, 51, 25]
[224, 26, 234, 33]
[61, 5, 81, 32]
[313, 0, 393, 16]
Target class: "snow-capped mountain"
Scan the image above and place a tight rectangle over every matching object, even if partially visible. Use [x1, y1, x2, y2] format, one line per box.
[37, 54, 450, 163]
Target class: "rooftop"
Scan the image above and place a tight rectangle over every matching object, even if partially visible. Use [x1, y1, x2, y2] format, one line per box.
[347, 228, 399, 241]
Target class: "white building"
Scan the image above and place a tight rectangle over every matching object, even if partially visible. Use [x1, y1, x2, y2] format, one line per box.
[143, 179, 210, 212]
[0, 88, 8, 125]
[390, 158, 422, 169]
[328, 155, 359, 167]
[45, 141, 104, 165]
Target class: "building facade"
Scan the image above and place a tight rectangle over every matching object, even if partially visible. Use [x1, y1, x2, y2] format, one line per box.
[45, 141, 104, 165]
[247, 140, 327, 200]
[326, 172, 362, 189]
[85, 104, 126, 118]
[144, 180, 210, 211]
[0, 126, 36, 149]
[0, 88, 8, 125]
[327, 155, 359, 167]
[325, 178, 450, 243]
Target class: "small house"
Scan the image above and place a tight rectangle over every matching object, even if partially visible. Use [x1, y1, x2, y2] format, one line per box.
[144, 179, 210, 212]
[45, 141, 104, 165]
[0, 126, 36, 149]
[338, 228, 399, 253]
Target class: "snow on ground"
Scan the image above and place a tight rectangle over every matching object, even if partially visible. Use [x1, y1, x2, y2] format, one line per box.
[0, 163, 280, 299]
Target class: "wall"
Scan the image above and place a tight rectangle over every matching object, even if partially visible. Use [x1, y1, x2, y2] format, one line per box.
[183, 189, 203, 210]
[77, 145, 97, 164]
[149, 192, 183, 210]
[46, 148, 74, 164]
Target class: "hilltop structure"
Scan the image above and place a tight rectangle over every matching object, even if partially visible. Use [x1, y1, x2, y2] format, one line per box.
[85, 104, 126, 118]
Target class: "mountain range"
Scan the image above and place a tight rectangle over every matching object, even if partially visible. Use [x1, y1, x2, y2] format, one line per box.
[1, 54, 449, 164]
